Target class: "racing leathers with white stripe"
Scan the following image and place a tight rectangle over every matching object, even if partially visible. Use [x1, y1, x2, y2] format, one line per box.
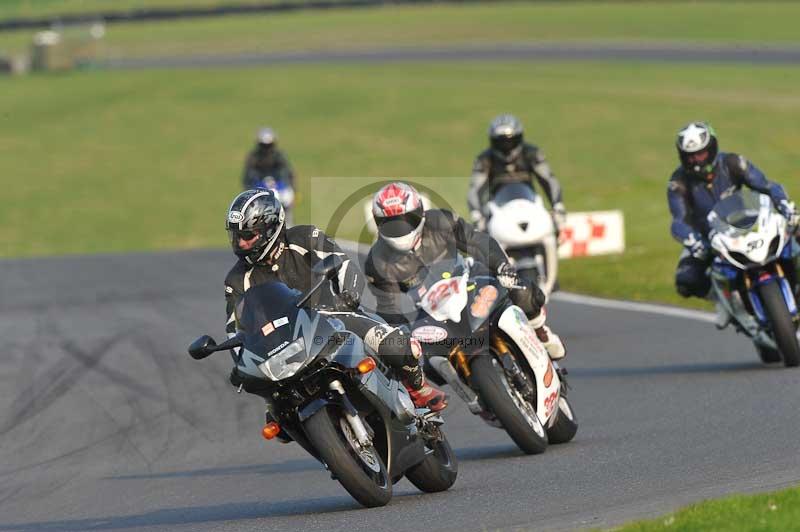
[224, 225, 425, 388]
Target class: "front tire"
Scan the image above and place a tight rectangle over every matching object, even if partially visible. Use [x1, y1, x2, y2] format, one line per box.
[546, 395, 578, 444]
[303, 406, 392, 507]
[404, 434, 458, 493]
[755, 342, 782, 364]
[470, 355, 548, 455]
[758, 281, 800, 367]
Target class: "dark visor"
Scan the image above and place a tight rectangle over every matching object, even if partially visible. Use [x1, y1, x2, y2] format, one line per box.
[377, 212, 423, 238]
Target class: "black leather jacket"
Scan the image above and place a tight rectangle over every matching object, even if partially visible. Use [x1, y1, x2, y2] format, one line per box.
[469, 142, 562, 213]
[364, 209, 508, 324]
[224, 225, 363, 336]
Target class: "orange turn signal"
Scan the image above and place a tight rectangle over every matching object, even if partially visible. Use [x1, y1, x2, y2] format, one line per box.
[357, 357, 377, 374]
[261, 422, 281, 440]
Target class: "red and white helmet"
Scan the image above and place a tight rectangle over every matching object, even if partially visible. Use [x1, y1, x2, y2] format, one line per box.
[372, 182, 425, 252]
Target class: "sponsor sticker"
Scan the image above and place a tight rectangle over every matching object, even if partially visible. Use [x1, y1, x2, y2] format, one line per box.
[412, 325, 448, 343]
[228, 211, 244, 224]
[273, 316, 289, 327]
[470, 285, 498, 318]
[261, 322, 275, 336]
[543, 361, 554, 388]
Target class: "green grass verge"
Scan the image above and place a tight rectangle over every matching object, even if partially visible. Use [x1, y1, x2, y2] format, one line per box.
[2, 2, 800, 58]
[615, 484, 800, 531]
[3, 61, 799, 306]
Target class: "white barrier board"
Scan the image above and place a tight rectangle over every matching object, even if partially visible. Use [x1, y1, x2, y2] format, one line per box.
[558, 210, 625, 258]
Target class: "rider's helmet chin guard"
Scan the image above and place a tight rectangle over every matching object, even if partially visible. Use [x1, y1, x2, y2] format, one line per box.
[676, 121, 719, 179]
[489, 114, 524, 161]
[372, 182, 426, 252]
[227, 189, 286, 265]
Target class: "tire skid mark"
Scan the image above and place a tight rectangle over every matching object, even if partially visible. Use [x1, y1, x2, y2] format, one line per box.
[0, 409, 173, 478]
[130, 332, 218, 457]
[0, 331, 131, 437]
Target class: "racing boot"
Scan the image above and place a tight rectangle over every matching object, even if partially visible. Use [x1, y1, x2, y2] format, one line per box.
[529, 311, 566, 360]
[714, 300, 732, 330]
[402, 364, 448, 412]
[406, 380, 448, 412]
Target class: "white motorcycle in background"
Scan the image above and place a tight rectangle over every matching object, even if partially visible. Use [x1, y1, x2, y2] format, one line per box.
[708, 188, 800, 366]
[484, 183, 559, 296]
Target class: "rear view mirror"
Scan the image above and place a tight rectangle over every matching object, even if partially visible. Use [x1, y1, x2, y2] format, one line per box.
[312, 254, 344, 280]
[188, 335, 217, 360]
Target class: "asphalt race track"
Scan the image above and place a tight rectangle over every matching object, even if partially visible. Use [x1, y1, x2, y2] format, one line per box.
[94, 42, 800, 70]
[2, 248, 800, 531]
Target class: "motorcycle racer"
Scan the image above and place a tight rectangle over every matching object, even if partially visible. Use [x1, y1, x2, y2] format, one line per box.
[469, 114, 566, 235]
[668, 121, 799, 323]
[241, 127, 296, 190]
[224, 189, 447, 412]
[365, 182, 566, 361]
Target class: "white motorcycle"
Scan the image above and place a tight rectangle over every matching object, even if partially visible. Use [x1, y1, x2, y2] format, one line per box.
[484, 183, 558, 296]
[409, 255, 577, 454]
[708, 188, 800, 366]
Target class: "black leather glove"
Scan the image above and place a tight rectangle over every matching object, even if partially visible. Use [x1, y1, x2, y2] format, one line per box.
[496, 262, 520, 289]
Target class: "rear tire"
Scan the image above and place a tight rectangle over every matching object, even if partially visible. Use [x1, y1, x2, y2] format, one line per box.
[758, 281, 800, 367]
[470, 355, 548, 455]
[546, 395, 578, 444]
[404, 434, 458, 493]
[304, 406, 392, 507]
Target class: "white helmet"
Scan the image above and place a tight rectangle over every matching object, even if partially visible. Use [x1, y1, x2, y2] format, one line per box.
[256, 127, 277, 146]
[372, 182, 425, 252]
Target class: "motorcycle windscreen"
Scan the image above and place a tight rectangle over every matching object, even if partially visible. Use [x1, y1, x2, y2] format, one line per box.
[237, 282, 302, 356]
[490, 182, 537, 207]
[709, 189, 765, 235]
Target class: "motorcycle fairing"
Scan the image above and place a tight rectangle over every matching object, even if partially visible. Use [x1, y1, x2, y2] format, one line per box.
[497, 305, 560, 424]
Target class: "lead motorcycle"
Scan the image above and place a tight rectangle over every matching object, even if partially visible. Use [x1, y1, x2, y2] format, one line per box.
[409, 255, 577, 454]
[708, 188, 800, 366]
[188, 256, 457, 507]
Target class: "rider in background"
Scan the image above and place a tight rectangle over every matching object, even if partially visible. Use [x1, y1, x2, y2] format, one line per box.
[242, 127, 296, 190]
[667, 121, 799, 325]
[469, 114, 566, 235]
[365, 182, 566, 361]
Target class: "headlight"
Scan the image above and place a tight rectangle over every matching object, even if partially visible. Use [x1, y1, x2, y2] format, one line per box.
[258, 337, 310, 381]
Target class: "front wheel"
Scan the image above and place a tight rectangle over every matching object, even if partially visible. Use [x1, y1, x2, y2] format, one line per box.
[303, 406, 392, 507]
[470, 355, 548, 454]
[755, 342, 782, 364]
[404, 433, 458, 493]
[546, 394, 578, 444]
[758, 281, 800, 367]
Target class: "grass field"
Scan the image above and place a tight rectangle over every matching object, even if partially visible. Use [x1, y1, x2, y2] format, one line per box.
[3, 2, 800, 58]
[616, 484, 800, 531]
[3, 60, 799, 306]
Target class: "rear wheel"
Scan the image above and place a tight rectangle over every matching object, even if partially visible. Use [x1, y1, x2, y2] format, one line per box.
[470, 355, 548, 454]
[758, 281, 800, 367]
[546, 395, 578, 444]
[303, 406, 392, 507]
[404, 433, 458, 493]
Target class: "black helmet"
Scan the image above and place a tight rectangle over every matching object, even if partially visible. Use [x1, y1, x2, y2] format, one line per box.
[489, 114, 524, 160]
[676, 121, 718, 179]
[226, 189, 286, 264]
